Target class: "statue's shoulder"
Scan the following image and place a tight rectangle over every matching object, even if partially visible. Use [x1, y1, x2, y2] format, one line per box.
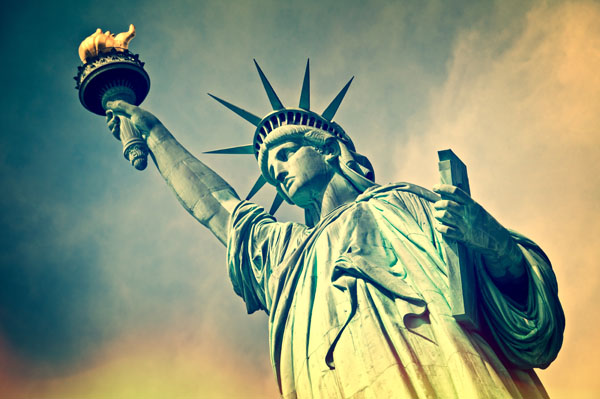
[345, 182, 441, 230]
[357, 182, 440, 203]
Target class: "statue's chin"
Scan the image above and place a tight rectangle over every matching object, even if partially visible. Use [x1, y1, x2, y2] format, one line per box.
[287, 188, 310, 208]
[285, 172, 332, 209]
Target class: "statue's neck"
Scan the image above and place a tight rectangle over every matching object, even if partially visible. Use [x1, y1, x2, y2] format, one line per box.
[305, 173, 360, 224]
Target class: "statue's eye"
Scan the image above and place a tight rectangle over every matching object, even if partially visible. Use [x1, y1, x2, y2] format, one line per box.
[277, 147, 297, 162]
[285, 149, 297, 160]
[276, 150, 288, 162]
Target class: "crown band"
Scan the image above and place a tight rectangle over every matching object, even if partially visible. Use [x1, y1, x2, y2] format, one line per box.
[254, 108, 355, 156]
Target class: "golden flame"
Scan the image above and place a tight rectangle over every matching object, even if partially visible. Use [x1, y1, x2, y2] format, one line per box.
[78, 24, 136, 64]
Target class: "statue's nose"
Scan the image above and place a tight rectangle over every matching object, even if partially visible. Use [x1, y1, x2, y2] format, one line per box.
[272, 161, 288, 183]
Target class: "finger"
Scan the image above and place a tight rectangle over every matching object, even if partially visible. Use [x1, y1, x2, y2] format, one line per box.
[435, 223, 464, 241]
[105, 109, 119, 122]
[433, 209, 465, 231]
[433, 201, 464, 222]
[433, 199, 462, 211]
[106, 100, 136, 117]
[432, 184, 471, 205]
[111, 129, 121, 141]
[108, 118, 119, 131]
[106, 109, 119, 124]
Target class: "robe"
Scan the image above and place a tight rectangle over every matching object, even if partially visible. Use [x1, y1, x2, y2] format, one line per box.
[227, 183, 564, 399]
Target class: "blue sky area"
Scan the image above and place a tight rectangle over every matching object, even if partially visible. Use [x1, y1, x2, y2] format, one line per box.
[1, 0, 598, 397]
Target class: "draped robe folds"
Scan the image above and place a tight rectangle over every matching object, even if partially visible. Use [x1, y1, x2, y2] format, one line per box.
[226, 183, 564, 399]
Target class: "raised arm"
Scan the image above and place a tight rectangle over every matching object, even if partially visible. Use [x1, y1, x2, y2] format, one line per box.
[106, 100, 241, 246]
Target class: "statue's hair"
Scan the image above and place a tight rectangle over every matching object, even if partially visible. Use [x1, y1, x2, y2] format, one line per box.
[258, 124, 376, 202]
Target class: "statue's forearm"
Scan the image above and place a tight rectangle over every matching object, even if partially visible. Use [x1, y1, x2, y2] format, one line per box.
[482, 231, 526, 282]
[483, 235, 528, 302]
[146, 125, 240, 245]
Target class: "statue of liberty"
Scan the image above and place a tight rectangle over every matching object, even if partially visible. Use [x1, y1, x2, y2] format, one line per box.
[106, 60, 564, 399]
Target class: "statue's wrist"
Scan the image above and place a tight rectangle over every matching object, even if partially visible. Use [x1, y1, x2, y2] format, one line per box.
[483, 236, 525, 282]
[145, 124, 171, 150]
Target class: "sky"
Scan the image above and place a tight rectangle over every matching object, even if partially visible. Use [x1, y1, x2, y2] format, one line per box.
[0, 0, 599, 397]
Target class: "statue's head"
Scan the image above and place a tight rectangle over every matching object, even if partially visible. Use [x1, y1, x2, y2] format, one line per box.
[207, 60, 374, 224]
[257, 125, 375, 208]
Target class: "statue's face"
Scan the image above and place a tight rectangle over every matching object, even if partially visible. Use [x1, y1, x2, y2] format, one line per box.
[266, 141, 335, 207]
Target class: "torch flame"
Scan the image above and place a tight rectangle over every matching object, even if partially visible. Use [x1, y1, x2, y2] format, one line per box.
[78, 24, 136, 64]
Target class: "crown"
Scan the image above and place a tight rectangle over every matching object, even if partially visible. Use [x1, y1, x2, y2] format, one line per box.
[206, 60, 354, 214]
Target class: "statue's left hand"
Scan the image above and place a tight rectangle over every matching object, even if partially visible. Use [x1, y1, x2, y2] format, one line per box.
[432, 184, 525, 282]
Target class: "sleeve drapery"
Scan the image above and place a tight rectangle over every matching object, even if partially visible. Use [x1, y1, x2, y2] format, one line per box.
[477, 231, 565, 369]
[226, 201, 306, 314]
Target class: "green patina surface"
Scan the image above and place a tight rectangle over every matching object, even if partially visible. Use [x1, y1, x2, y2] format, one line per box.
[105, 61, 565, 398]
[228, 183, 563, 399]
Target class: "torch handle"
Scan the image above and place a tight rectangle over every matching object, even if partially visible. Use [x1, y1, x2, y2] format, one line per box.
[118, 115, 148, 171]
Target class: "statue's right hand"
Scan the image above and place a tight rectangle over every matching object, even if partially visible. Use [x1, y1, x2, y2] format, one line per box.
[105, 100, 161, 139]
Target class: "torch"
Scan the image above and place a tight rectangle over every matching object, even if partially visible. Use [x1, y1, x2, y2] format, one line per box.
[74, 24, 150, 170]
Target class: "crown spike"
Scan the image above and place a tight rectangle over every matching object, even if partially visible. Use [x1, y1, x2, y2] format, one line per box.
[269, 193, 285, 215]
[208, 93, 261, 126]
[254, 59, 284, 110]
[246, 175, 267, 200]
[321, 77, 354, 121]
[204, 144, 254, 155]
[299, 59, 310, 110]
